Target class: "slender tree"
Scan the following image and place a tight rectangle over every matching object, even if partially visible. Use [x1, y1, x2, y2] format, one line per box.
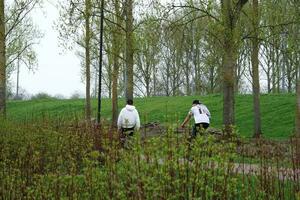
[125, 0, 134, 100]
[6, 17, 42, 99]
[296, 70, 300, 136]
[85, 0, 92, 124]
[0, 0, 5, 117]
[251, 0, 262, 137]
[0, 0, 41, 116]
[103, 32, 113, 98]
[111, 0, 123, 127]
[58, 0, 96, 123]
[294, 0, 300, 137]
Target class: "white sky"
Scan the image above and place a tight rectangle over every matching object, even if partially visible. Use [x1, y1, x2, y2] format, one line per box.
[10, 0, 84, 98]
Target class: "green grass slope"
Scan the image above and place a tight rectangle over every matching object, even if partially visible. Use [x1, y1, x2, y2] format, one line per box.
[6, 94, 296, 139]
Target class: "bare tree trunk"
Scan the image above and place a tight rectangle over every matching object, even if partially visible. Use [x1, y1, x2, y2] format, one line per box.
[16, 57, 20, 98]
[145, 64, 151, 97]
[271, 42, 276, 93]
[108, 64, 112, 99]
[146, 79, 150, 97]
[281, 52, 286, 93]
[0, 0, 6, 117]
[265, 43, 272, 93]
[85, 0, 91, 124]
[194, 43, 201, 94]
[276, 50, 280, 93]
[251, 0, 262, 137]
[286, 56, 292, 93]
[153, 66, 156, 96]
[222, 1, 235, 136]
[267, 56, 271, 93]
[112, 63, 119, 127]
[223, 39, 236, 135]
[185, 49, 191, 95]
[296, 70, 300, 136]
[296, 75, 300, 137]
[94, 69, 97, 98]
[166, 65, 170, 96]
[296, 41, 300, 136]
[125, 0, 134, 101]
[221, 0, 248, 136]
[111, 0, 122, 127]
[209, 66, 214, 94]
[296, 79, 300, 166]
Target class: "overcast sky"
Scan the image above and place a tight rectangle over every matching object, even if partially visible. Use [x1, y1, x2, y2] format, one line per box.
[10, 0, 84, 98]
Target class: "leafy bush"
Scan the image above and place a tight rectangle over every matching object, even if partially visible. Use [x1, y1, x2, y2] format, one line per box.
[69, 91, 84, 99]
[31, 92, 54, 100]
[0, 121, 299, 199]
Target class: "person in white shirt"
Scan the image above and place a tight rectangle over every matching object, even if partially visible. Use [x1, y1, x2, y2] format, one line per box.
[117, 99, 140, 136]
[181, 99, 211, 137]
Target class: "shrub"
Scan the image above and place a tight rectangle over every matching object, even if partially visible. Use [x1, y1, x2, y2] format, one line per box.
[0, 121, 299, 199]
[31, 92, 54, 100]
[69, 91, 84, 100]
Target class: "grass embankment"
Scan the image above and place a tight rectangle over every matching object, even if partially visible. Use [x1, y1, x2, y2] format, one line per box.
[7, 93, 296, 139]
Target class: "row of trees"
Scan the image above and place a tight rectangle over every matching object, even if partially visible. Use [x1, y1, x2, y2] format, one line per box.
[56, 0, 299, 136]
[57, 0, 136, 126]
[0, 0, 299, 137]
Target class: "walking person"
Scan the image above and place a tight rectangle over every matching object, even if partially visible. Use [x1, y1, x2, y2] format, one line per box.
[117, 99, 140, 145]
[181, 99, 211, 138]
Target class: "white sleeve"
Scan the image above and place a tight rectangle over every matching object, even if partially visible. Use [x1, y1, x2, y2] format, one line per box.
[135, 110, 140, 130]
[203, 105, 211, 118]
[117, 109, 123, 129]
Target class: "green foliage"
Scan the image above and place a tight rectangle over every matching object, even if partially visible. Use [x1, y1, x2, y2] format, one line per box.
[30, 92, 55, 100]
[0, 121, 298, 199]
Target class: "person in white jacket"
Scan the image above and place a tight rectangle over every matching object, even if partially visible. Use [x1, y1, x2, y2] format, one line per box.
[181, 99, 211, 138]
[117, 99, 140, 136]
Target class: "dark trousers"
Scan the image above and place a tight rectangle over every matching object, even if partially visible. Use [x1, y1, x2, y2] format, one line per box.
[121, 127, 134, 136]
[120, 127, 135, 148]
[191, 123, 209, 138]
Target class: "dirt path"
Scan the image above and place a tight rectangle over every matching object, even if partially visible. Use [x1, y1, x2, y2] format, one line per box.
[233, 162, 300, 181]
[140, 122, 300, 181]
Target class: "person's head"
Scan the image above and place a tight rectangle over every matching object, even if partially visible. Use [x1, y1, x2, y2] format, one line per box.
[127, 99, 133, 105]
[192, 99, 200, 105]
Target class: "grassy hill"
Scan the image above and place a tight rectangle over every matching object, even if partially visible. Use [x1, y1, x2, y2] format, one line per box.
[6, 94, 296, 139]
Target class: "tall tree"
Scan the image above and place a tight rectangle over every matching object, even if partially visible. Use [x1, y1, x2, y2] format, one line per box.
[0, 0, 5, 117]
[102, 34, 113, 98]
[5, 16, 42, 99]
[0, 0, 41, 117]
[125, 0, 134, 100]
[251, 0, 262, 137]
[57, 0, 95, 123]
[294, 0, 300, 137]
[221, 0, 248, 135]
[111, 0, 123, 127]
[297, 69, 300, 136]
[84, 0, 92, 124]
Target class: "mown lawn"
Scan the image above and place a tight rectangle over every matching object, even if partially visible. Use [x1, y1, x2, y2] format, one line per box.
[6, 93, 296, 139]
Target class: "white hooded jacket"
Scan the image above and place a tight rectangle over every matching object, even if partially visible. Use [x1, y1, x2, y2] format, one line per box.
[117, 105, 140, 130]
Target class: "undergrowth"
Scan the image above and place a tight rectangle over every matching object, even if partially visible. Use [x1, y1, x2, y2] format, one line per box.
[0, 119, 299, 199]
